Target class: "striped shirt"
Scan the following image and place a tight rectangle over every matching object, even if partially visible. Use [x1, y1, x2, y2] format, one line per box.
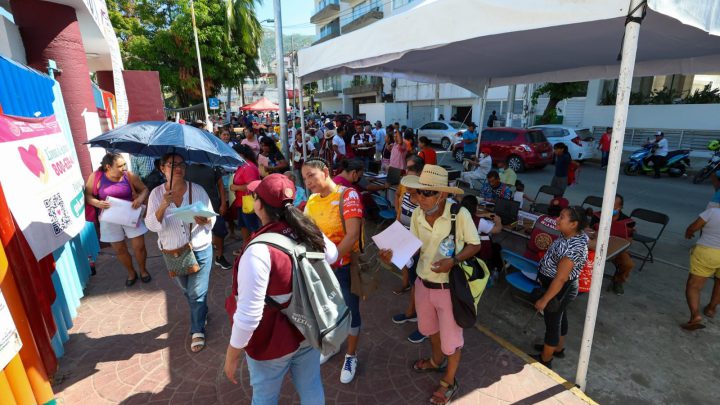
[538, 233, 589, 280]
[145, 181, 216, 251]
[400, 192, 417, 227]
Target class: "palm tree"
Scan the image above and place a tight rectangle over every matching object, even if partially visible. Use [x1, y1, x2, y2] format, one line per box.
[224, 0, 263, 114]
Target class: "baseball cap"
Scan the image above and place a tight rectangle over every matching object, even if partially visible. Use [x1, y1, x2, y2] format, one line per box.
[655, 131, 664, 136]
[246, 174, 296, 208]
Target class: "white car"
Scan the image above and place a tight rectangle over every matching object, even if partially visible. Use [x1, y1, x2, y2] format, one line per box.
[416, 121, 468, 149]
[530, 125, 597, 161]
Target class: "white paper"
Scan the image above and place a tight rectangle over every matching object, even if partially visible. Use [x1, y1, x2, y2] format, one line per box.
[371, 220, 422, 269]
[167, 201, 218, 223]
[99, 196, 144, 227]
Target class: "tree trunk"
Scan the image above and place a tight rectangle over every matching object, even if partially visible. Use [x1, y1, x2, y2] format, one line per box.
[240, 80, 246, 106]
[540, 98, 561, 124]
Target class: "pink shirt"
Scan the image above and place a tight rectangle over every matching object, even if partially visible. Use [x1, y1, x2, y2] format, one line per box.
[389, 143, 407, 170]
[241, 138, 261, 156]
[232, 162, 260, 207]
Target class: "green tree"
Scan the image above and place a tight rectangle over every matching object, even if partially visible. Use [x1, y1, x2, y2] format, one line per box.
[106, 0, 262, 107]
[531, 82, 588, 124]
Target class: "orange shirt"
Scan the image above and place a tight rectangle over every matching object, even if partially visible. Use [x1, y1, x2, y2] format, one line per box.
[304, 185, 363, 266]
[418, 147, 437, 165]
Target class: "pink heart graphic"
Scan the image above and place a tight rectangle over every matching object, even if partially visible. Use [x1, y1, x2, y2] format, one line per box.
[18, 145, 45, 177]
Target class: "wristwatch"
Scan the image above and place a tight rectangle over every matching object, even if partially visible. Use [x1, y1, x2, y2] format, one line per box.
[452, 256, 460, 265]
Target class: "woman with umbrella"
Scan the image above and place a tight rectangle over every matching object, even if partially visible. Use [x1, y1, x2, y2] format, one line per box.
[145, 153, 216, 353]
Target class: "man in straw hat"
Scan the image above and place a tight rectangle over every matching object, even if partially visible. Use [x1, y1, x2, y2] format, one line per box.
[379, 164, 481, 405]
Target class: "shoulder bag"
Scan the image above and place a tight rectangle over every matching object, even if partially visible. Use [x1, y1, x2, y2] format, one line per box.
[160, 183, 200, 277]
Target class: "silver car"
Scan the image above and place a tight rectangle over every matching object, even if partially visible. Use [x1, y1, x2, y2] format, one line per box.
[416, 121, 468, 149]
[530, 125, 597, 161]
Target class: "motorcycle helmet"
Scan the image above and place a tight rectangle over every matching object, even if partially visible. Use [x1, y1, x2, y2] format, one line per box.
[709, 140, 720, 151]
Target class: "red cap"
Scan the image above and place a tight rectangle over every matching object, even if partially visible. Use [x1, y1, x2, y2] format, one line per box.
[481, 147, 492, 155]
[247, 174, 296, 208]
[550, 197, 569, 209]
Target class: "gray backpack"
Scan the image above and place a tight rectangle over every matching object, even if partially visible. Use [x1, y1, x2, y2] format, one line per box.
[248, 233, 351, 356]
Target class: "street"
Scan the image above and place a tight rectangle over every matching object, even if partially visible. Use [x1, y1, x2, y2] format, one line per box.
[437, 150, 720, 405]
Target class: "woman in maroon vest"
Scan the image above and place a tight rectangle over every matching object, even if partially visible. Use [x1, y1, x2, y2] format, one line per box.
[224, 174, 338, 404]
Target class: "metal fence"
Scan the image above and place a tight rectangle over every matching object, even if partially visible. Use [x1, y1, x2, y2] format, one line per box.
[165, 103, 206, 123]
[591, 126, 720, 157]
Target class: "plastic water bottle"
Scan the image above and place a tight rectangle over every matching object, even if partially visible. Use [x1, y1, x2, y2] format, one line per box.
[438, 235, 455, 258]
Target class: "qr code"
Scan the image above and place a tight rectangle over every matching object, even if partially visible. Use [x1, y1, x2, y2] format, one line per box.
[44, 193, 70, 235]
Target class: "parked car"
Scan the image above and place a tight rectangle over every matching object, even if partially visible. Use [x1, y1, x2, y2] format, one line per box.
[531, 125, 597, 161]
[452, 127, 554, 172]
[416, 120, 468, 149]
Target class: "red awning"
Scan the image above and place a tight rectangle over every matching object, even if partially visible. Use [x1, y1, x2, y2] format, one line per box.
[239, 97, 279, 111]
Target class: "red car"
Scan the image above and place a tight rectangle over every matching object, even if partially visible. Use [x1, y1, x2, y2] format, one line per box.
[453, 127, 554, 172]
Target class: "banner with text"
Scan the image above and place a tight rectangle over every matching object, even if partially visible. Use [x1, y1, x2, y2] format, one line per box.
[0, 290, 22, 370]
[0, 114, 86, 260]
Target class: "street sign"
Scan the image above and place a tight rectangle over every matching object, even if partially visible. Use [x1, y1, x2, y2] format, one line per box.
[208, 97, 220, 110]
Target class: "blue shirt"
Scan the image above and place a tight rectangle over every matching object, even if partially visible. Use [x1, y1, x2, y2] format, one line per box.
[712, 189, 720, 204]
[555, 153, 572, 177]
[294, 186, 307, 206]
[480, 181, 513, 201]
[463, 130, 478, 153]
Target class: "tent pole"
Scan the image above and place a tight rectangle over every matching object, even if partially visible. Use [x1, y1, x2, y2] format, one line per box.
[475, 82, 489, 157]
[299, 76, 307, 164]
[273, 0, 290, 162]
[575, 0, 646, 391]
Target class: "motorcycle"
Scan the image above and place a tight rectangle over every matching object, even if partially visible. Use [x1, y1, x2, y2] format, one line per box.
[692, 140, 720, 184]
[623, 142, 691, 177]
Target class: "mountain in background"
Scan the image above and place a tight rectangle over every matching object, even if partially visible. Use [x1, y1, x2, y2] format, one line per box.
[260, 28, 314, 71]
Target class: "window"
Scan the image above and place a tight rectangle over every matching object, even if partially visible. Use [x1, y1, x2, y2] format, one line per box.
[481, 130, 499, 141]
[599, 73, 720, 105]
[393, 0, 417, 9]
[420, 123, 433, 130]
[449, 122, 468, 130]
[341, 0, 382, 26]
[525, 131, 548, 144]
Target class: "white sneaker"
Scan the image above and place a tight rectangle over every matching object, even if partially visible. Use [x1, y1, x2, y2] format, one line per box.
[340, 354, 357, 384]
[319, 347, 339, 365]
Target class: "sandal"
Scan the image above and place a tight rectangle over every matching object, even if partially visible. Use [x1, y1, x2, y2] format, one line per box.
[190, 332, 206, 353]
[125, 273, 138, 287]
[430, 379, 459, 405]
[704, 305, 716, 318]
[393, 284, 412, 295]
[140, 272, 152, 283]
[232, 249, 243, 256]
[413, 357, 447, 373]
[680, 321, 706, 331]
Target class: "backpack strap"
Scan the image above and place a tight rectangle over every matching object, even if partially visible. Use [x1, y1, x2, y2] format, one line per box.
[450, 203, 460, 241]
[92, 170, 102, 197]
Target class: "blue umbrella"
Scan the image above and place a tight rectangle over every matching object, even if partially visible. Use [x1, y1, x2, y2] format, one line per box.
[87, 121, 244, 169]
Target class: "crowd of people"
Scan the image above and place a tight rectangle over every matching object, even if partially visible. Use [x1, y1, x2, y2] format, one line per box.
[83, 109, 720, 404]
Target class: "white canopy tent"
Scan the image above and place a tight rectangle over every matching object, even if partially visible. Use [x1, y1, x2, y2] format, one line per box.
[299, 0, 720, 391]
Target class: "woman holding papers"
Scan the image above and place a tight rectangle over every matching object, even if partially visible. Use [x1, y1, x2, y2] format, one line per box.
[84, 153, 150, 286]
[145, 153, 216, 353]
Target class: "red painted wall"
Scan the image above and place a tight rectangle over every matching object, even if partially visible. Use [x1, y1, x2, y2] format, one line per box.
[122, 71, 166, 123]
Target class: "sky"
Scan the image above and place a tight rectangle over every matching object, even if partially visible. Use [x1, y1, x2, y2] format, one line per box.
[255, 0, 316, 36]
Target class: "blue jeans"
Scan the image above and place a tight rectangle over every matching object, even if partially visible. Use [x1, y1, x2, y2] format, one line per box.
[245, 344, 324, 405]
[601, 151, 609, 167]
[335, 264, 361, 335]
[174, 245, 212, 334]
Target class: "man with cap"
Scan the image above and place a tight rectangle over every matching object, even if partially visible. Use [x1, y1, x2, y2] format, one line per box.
[462, 122, 479, 159]
[379, 165, 481, 405]
[650, 131, 669, 178]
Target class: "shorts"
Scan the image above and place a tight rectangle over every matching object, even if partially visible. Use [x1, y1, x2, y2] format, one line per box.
[236, 208, 261, 232]
[99, 220, 148, 243]
[690, 244, 720, 278]
[414, 278, 463, 356]
[212, 215, 228, 238]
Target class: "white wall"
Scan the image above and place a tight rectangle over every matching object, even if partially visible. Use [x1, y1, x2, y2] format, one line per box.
[320, 99, 343, 113]
[0, 14, 26, 64]
[359, 102, 407, 125]
[583, 80, 720, 130]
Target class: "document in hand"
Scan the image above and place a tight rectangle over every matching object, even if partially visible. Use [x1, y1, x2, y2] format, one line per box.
[371, 220, 422, 269]
[99, 197, 144, 227]
[167, 202, 218, 224]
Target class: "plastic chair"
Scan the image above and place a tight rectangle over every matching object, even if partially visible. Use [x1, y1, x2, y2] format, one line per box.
[371, 193, 397, 228]
[531, 185, 564, 215]
[581, 195, 603, 211]
[493, 249, 542, 331]
[629, 208, 669, 271]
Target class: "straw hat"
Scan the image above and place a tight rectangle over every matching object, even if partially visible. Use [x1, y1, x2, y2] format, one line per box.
[400, 164, 464, 195]
[324, 129, 337, 139]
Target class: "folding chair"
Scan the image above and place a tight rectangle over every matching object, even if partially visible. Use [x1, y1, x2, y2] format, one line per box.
[370, 193, 397, 228]
[581, 195, 603, 211]
[531, 185, 564, 215]
[493, 249, 542, 330]
[629, 208, 669, 271]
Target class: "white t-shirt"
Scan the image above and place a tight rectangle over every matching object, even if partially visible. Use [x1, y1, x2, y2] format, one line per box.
[477, 218, 494, 236]
[513, 191, 524, 209]
[655, 138, 669, 157]
[332, 134, 346, 155]
[698, 208, 720, 249]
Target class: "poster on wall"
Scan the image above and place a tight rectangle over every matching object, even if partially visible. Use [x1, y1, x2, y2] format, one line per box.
[0, 114, 86, 260]
[0, 290, 22, 370]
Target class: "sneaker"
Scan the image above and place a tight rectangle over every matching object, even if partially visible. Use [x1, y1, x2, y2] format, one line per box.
[613, 282, 625, 296]
[407, 330, 427, 344]
[340, 354, 357, 384]
[215, 256, 232, 270]
[320, 347, 340, 365]
[392, 313, 417, 324]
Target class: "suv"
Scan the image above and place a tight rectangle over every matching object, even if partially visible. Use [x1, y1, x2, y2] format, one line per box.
[453, 127, 553, 172]
[531, 125, 596, 161]
[417, 121, 468, 149]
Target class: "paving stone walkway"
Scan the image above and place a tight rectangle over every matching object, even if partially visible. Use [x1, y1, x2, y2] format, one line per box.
[51, 234, 594, 405]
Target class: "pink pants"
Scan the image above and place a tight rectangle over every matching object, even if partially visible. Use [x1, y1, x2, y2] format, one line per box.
[414, 278, 464, 355]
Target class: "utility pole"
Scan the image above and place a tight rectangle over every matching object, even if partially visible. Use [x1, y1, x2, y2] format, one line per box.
[273, 0, 290, 160]
[189, 0, 210, 131]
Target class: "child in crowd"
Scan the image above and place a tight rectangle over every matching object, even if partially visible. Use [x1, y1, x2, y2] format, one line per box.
[513, 180, 535, 209]
[284, 171, 307, 207]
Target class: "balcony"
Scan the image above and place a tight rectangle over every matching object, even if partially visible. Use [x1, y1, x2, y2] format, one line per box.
[343, 76, 383, 96]
[310, 0, 340, 24]
[313, 19, 340, 45]
[340, 1, 383, 34]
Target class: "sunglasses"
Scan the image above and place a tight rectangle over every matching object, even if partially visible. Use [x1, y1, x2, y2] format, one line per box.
[166, 162, 187, 169]
[417, 189, 439, 197]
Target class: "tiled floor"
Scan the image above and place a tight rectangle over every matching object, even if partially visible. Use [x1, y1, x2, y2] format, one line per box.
[52, 235, 593, 404]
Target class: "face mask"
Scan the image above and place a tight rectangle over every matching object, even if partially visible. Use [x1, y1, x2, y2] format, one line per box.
[612, 209, 619, 216]
[498, 168, 504, 174]
[425, 195, 442, 216]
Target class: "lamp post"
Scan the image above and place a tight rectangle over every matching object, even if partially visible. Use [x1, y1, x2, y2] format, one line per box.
[189, 0, 211, 131]
[272, 0, 290, 161]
